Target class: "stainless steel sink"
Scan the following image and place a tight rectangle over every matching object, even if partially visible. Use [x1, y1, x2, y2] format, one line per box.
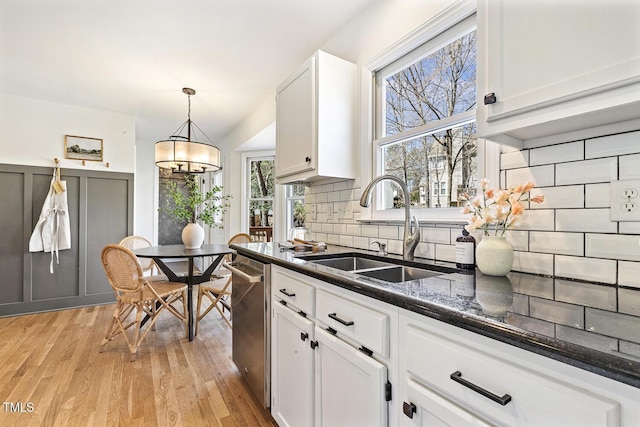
[309, 256, 391, 271]
[357, 266, 443, 283]
[300, 254, 450, 283]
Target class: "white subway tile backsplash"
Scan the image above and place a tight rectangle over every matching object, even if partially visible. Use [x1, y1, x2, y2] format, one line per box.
[435, 244, 456, 262]
[619, 154, 640, 179]
[512, 251, 554, 275]
[586, 233, 640, 261]
[379, 225, 399, 240]
[556, 208, 617, 233]
[529, 231, 583, 256]
[334, 223, 347, 234]
[346, 224, 361, 235]
[555, 279, 617, 311]
[555, 256, 617, 284]
[415, 242, 436, 259]
[505, 230, 528, 251]
[353, 236, 370, 250]
[423, 227, 450, 244]
[501, 150, 529, 169]
[619, 288, 640, 316]
[619, 261, 640, 288]
[303, 131, 640, 289]
[530, 141, 583, 166]
[339, 234, 354, 247]
[505, 165, 555, 188]
[619, 222, 640, 234]
[360, 224, 378, 238]
[556, 157, 617, 185]
[585, 183, 610, 208]
[529, 185, 583, 209]
[585, 131, 640, 159]
[519, 209, 555, 231]
[321, 223, 334, 233]
[529, 297, 584, 328]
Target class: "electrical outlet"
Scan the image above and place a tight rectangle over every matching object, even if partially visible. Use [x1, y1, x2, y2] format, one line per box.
[610, 180, 640, 221]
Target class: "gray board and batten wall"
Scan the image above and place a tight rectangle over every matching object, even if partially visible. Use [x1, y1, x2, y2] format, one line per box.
[0, 163, 133, 316]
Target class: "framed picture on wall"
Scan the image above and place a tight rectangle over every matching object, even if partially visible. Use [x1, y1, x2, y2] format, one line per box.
[64, 135, 103, 162]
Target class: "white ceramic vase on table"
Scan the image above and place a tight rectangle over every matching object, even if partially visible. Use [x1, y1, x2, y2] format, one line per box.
[182, 223, 205, 249]
[475, 235, 513, 276]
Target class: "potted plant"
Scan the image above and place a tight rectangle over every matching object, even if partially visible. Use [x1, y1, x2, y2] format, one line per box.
[163, 175, 231, 249]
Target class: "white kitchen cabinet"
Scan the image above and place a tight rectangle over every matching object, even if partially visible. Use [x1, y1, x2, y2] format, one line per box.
[476, 0, 640, 146]
[271, 302, 315, 427]
[315, 326, 388, 427]
[270, 265, 395, 427]
[401, 378, 492, 427]
[275, 50, 357, 184]
[399, 309, 621, 427]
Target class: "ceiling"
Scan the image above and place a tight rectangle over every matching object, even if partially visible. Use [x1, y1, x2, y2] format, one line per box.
[0, 0, 379, 145]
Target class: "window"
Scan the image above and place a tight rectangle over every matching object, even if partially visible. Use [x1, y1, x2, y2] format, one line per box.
[372, 13, 477, 216]
[286, 184, 305, 230]
[248, 156, 275, 241]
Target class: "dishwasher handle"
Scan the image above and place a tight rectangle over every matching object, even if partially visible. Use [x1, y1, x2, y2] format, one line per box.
[223, 260, 263, 283]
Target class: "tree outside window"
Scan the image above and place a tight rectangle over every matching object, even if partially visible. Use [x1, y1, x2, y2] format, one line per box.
[376, 28, 477, 209]
[249, 158, 275, 229]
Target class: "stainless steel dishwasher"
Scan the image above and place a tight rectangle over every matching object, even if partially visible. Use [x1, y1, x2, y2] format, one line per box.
[225, 254, 271, 409]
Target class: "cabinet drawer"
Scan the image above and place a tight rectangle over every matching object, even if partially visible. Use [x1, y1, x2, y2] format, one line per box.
[272, 266, 315, 315]
[316, 289, 389, 358]
[404, 322, 619, 427]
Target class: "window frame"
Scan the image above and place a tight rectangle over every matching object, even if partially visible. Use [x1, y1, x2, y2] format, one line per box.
[360, 0, 498, 223]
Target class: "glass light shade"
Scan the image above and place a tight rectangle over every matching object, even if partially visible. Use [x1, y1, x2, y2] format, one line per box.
[155, 139, 221, 173]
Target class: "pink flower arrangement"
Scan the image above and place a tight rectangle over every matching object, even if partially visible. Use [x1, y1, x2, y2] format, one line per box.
[460, 178, 544, 236]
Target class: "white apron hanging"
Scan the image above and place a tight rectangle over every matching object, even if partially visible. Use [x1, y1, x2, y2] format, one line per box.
[29, 167, 71, 273]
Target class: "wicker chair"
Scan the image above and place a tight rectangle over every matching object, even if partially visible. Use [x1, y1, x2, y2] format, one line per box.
[100, 244, 188, 360]
[119, 235, 165, 279]
[195, 233, 252, 333]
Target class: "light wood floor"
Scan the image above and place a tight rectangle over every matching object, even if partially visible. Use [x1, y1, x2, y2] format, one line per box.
[0, 297, 276, 427]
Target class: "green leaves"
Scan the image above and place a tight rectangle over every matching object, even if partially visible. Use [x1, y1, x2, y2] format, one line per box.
[163, 175, 231, 228]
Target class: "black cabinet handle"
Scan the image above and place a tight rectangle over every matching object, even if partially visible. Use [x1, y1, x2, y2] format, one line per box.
[279, 289, 295, 297]
[484, 92, 497, 105]
[450, 371, 512, 406]
[328, 312, 354, 326]
[402, 402, 417, 419]
[305, 156, 311, 162]
[310, 340, 319, 349]
[300, 332, 308, 342]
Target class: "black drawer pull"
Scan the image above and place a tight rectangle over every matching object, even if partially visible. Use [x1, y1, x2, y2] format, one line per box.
[450, 371, 511, 406]
[403, 401, 417, 419]
[328, 312, 354, 326]
[300, 332, 308, 342]
[279, 289, 295, 297]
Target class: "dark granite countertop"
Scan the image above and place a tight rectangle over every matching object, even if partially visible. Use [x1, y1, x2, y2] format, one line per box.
[231, 242, 640, 389]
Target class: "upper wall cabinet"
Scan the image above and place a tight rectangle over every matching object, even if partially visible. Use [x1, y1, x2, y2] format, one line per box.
[476, 0, 640, 147]
[275, 50, 357, 184]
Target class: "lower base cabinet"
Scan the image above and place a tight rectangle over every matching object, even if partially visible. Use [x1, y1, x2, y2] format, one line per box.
[402, 378, 492, 427]
[398, 310, 621, 427]
[271, 303, 314, 427]
[315, 326, 388, 427]
[270, 265, 640, 427]
[271, 265, 392, 427]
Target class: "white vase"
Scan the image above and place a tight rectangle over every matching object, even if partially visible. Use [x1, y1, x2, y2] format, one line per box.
[182, 223, 205, 249]
[476, 236, 513, 276]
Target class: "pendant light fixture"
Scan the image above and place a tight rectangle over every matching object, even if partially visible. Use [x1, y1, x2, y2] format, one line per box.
[154, 87, 221, 173]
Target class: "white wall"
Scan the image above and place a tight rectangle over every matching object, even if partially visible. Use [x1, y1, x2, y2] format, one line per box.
[0, 93, 135, 172]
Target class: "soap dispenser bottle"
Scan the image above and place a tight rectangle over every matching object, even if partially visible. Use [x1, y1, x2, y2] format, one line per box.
[455, 227, 476, 270]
